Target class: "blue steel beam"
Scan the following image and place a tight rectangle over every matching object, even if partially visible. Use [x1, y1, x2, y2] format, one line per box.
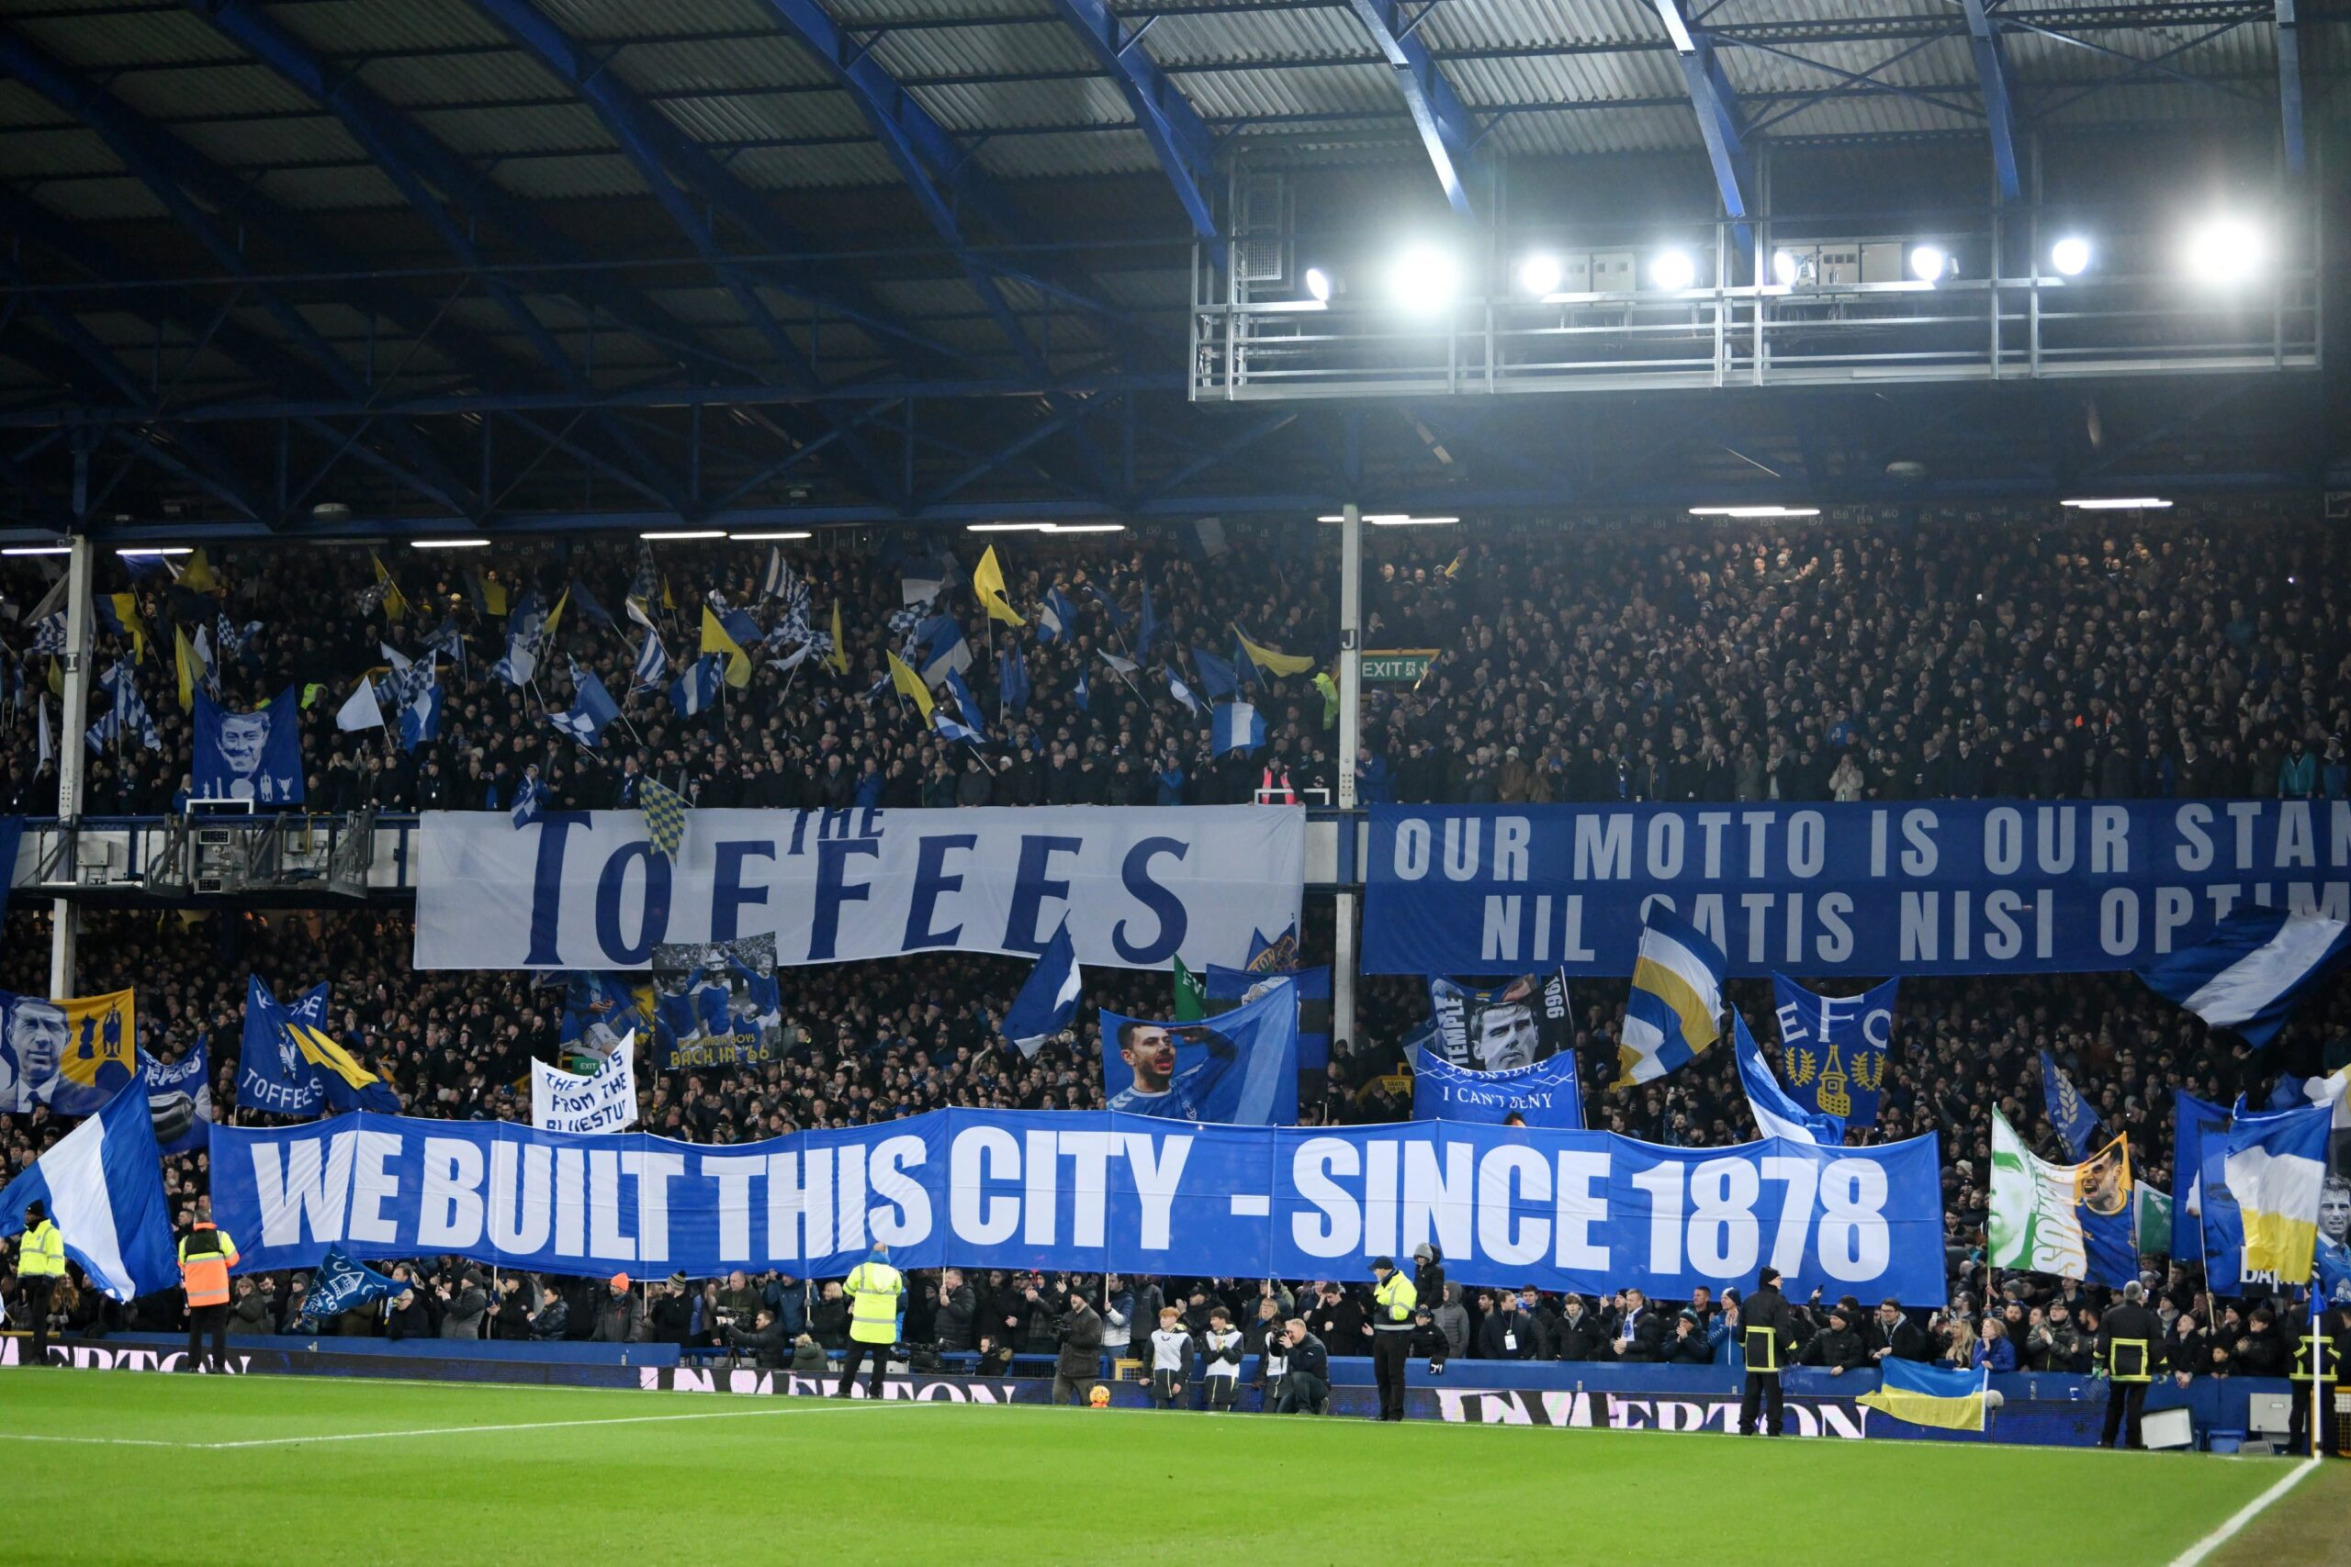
[0, 28, 475, 514]
[1653, 1, 1756, 225]
[1047, 0, 1218, 239]
[465, 0, 913, 502]
[1343, 1, 1478, 217]
[181, 0, 684, 512]
[2275, 0, 2304, 173]
[1961, 0, 2023, 200]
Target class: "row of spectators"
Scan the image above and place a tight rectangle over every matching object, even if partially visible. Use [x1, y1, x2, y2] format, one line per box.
[3, 509, 2347, 819]
[3, 904, 2345, 1366]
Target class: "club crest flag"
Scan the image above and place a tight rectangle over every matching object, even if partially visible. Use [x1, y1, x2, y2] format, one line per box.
[300, 1245, 405, 1326]
[1769, 975, 1895, 1128]
[237, 977, 399, 1116]
[1413, 1046, 1583, 1130]
[0, 988, 138, 1115]
[1987, 1107, 2136, 1286]
[532, 1033, 639, 1134]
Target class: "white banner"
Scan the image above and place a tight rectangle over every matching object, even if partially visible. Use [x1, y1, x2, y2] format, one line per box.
[412, 806, 1305, 972]
[531, 1033, 638, 1134]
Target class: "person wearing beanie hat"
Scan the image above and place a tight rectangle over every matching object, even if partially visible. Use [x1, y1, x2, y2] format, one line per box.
[1738, 1267, 1796, 1435]
[15, 1198, 66, 1365]
[836, 1242, 904, 1398]
[1368, 1256, 1421, 1422]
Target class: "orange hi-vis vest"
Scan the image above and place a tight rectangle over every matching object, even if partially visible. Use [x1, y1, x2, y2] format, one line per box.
[177, 1223, 240, 1307]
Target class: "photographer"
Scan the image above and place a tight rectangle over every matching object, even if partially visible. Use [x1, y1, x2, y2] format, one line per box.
[1272, 1320, 1330, 1415]
[1051, 1287, 1105, 1407]
[725, 1308, 789, 1371]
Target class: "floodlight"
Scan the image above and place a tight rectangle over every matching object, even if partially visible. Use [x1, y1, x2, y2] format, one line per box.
[2183, 217, 2262, 285]
[1303, 267, 1333, 303]
[2049, 236, 2091, 277]
[1387, 245, 1460, 314]
[1772, 249, 1801, 286]
[1909, 245, 1949, 282]
[1650, 249, 1697, 291]
[1517, 253, 1563, 296]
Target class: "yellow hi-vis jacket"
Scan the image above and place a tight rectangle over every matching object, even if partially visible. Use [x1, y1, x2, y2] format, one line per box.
[1373, 1271, 1418, 1328]
[845, 1261, 904, 1344]
[20, 1219, 66, 1278]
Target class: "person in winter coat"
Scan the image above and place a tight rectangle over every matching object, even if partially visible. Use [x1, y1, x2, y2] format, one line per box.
[1412, 1244, 1446, 1320]
[1477, 1293, 1537, 1360]
[789, 1333, 830, 1375]
[1801, 1305, 1870, 1373]
[384, 1287, 436, 1342]
[1431, 1283, 1472, 1361]
[648, 1277, 695, 1347]
[809, 1281, 850, 1349]
[1051, 1290, 1105, 1406]
[528, 1285, 569, 1341]
[589, 1274, 643, 1344]
[227, 1277, 275, 1337]
[933, 1269, 978, 1352]
[436, 1269, 489, 1340]
[761, 1272, 808, 1340]
[1098, 1274, 1136, 1361]
[1548, 1295, 1604, 1361]
[726, 1310, 789, 1370]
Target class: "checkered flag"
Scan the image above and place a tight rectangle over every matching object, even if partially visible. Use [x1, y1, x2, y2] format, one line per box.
[640, 776, 687, 859]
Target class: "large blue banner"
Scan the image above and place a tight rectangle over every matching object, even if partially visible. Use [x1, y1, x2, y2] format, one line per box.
[1413, 1048, 1584, 1130]
[192, 686, 303, 805]
[208, 1111, 1948, 1304]
[1102, 981, 1298, 1125]
[1365, 800, 2351, 978]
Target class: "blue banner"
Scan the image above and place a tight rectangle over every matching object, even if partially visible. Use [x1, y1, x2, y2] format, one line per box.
[1425, 970, 1574, 1072]
[557, 973, 654, 1065]
[1413, 1048, 1584, 1130]
[1364, 800, 2351, 978]
[236, 978, 396, 1116]
[1771, 975, 1896, 1129]
[1102, 980, 1298, 1125]
[652, 937, 781, 1072]
[2039, 1051, 2101, 1162]
[2173, 1090, 2238, 1269]
[300, 1244, 404, 1326]
[141, 1039, 212, 1155]
[192, 685, 304, 806]
[208, 1111, 1948, 1304]
[1205, 963, 1329, 1073]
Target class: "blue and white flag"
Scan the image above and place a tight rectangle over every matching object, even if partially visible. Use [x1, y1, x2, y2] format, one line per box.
[1136, 581, 1160, 656]
[1734, 1010, 1843, 1145]
[140, 1038, 213, 1155]
[1102, 978, 1299, 1125]
[29, 610, 66, 656]
[670, 653, 723, 717]
[1206, 963, 1331, 1073]
[1086, 582, 1128, 633]
[933, 710, 983, 746]
[491, 591, 547, 687]
[1073, 669, 1090, 712]
[1769, 975, 1896, 1129]
[511, 766, 547, 829]
[1166, 668, 1201, 716]
[1003, 920, 1082, 1058]
[0, 1078, 178, 1302]
[85, 662, 162, 755]
[2138, 908, 2351, 1048]
[548, 668, 621, 748]
[2173, 1089, 2237, 1264]
[1617, 903, 1725, 1088]
[1038, 586, 1077, 646]
[1414, 1044, 1583, 1130]
[1211, 702, 1265, 755]
[398, 666, 441, 751]
[1191, 644, 1240, 701]
[2214, 1101, 2333, 1293]
[300, 1245, 405, 1327]
[192, 685, 302, 803]
[759, 548, 794, 602]
[944, 666, 988, 735]
[912, 613, 972, 686]
[237, 976, 398, 1117]
[424, 615, 465, 675]
[632, 628, 667, 691]
[2040, 1051, 2101, 1161]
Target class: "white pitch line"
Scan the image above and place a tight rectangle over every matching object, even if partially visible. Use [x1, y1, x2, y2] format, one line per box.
[0, 1397, 923, 1452]
[2165, 1457, 2319, 1567]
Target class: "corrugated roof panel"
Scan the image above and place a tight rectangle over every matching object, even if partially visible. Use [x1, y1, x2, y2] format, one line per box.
[615, 35, 840, 93]
[10, 9, 245, 69]
[409, 101, 616, 159]
[866, 16, 1101, 81]
[910, 76, 1131, 133]
[1760, 93, 1980, 141]
[1487, 102, 1702, 157]
[25, 177, 168, 222]
[479, 152, 650, 201]
[0, 123, 122, 178]
[1143, 5, 1377, 66]
[653, 84, 869, 148]
[539, 0, 784, 42]
[969, 125, 1159, 180]
[725, 140, 905, 189]
[1421, 0, 1667, 51]
[352, 50, 575, 110]
[824, 0, 1056, 20]
[1718, 34, 1980, 101]
[251, 163, 408, 211]
[274, 0, 515, 53]
[1443, 46, 1687, 109]
[169, 114, 369, 172]
[1172, 62, 1403, 122]
[107, 61, 331, 124]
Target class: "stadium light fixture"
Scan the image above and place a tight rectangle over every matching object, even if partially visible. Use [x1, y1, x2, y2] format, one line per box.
[3, 544, 70, 555]
[1517, 253, 1564, 296]
[1650, 249, 1697, 291]
[729, 531, 814, 540]
[410, 537, 490, 549]
[639, 529, 726, 540]
[965, 522, 1054, 532]
[1909, 244, 1950, 283]
[1370, 515, 1460, 527]
[1044, 523, 1126, 534]
[1387, 245, 1460, 315]
[2060, 497, 2172, 511]
[2049, 236, 2092, 277]
[1302, 266, 1334, 304]
[116, 546, 191, 556]
[2183, 217, 2263, 285]
[1688, 506, 1821, 519]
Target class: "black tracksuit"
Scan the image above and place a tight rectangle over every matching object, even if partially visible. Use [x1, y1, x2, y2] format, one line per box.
[1738, 1285, 1797, 1436]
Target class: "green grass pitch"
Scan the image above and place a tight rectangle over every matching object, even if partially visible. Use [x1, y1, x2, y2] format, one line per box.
[3, 1370, 2346, 1565]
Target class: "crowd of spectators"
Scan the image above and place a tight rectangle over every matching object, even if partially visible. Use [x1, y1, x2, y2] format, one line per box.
[2, 508, 2347, 820]
[2, 903, 2344, 1381]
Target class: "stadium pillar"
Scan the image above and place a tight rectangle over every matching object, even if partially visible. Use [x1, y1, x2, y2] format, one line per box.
[1333, 502, 1363, 1051]
[49, 529, 94, 995]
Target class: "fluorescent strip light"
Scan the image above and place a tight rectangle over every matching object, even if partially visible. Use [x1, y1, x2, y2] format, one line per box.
[639, 529, 727, 540]
[1370, 515, 1460, 527]
[965, 522, 1053, 533]
[410, 538, 491, 549]
[3, 545, 70, 556]
[1687, 506, 1821, 519]
[1045, 523, 1125, 534]
[2060, 497, 2172, 511]
[116, 546, 192, 556]
[730, 531, 813, 540]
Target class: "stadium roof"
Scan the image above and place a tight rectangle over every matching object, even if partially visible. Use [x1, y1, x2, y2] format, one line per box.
[0, 0, 2342, 536]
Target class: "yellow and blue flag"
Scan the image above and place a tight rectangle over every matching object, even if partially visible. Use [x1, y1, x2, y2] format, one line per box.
[237, 977, 398, 1116]
[1857, 1360, 1987, 1432]
[1617, 903, 1724, 1088]
[699, 605, 751, 689]
[2217, 1100, 2331, 1293]
[0, 988, 139, 1115]
[640, 777, 688, 859]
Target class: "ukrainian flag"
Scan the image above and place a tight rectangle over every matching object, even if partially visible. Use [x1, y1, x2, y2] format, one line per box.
[1857, 1360, 1988, 1432]
[1616, 903, 1725, 1088]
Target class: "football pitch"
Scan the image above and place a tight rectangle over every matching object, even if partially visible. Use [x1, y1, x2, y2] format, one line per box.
[3, 1371, 2346, 1566]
